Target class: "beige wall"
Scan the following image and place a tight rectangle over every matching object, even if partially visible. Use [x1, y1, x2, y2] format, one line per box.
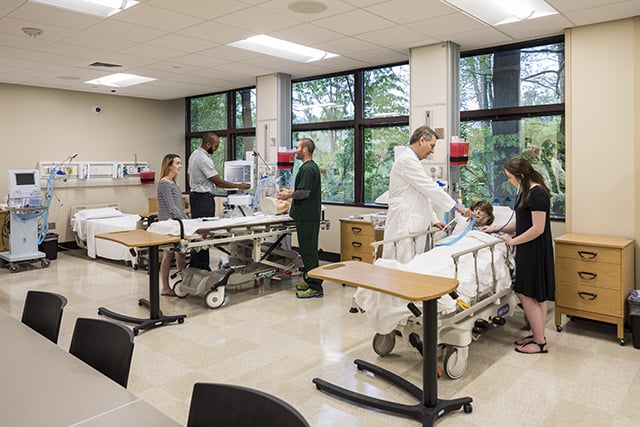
[566, 18, 639, 286]
[0, 83, 185, 242]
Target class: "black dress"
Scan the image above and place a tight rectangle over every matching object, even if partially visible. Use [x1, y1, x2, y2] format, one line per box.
[513, 186, 555, 302]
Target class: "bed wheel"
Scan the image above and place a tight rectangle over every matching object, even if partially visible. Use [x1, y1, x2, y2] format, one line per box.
[41, 258, 50, 268]
[556, 325, 563, 332]
[619, 339, 625, 346]
[9, 263, 19, 273]
[205, 287, 227, 309]
[0, 259, 5, 268]
[172, 279, 189, 299]
[463, 403, 473, 413]
[178, 318, 185, 324]
[444, 346, 468, 380]
[372, 332, 396, 357]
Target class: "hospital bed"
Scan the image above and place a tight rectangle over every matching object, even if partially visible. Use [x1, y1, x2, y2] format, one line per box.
[354, 208, 516, 379]
[71, 204, 142, 268]
[147, 213, 329, 308]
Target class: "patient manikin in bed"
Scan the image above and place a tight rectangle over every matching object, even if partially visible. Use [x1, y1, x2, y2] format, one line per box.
[355, 203, 513, 334]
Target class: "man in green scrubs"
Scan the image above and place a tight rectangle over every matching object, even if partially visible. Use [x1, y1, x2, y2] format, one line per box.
[277, 138, 323, 298]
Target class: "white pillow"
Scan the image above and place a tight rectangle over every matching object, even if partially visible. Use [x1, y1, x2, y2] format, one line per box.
[492, 206, 514, 228]
[73, 207, 125, 220]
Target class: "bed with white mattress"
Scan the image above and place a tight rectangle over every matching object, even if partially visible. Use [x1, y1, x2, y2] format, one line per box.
[71, 205, 139, 265]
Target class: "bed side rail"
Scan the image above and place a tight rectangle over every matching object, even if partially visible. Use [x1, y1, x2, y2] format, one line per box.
[369, 218, 455, 261]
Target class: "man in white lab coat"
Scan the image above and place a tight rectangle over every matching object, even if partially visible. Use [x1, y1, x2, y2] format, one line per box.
[383, 126, 472, 263]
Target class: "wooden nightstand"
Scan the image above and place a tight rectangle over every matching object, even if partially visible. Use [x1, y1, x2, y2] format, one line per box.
[554, 233, 635, 345]
[339, 218, 384, 264]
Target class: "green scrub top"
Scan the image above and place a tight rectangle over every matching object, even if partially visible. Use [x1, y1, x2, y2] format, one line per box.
[289, 160, 321, 222]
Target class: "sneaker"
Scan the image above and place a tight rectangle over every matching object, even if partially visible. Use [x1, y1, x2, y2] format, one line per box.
[295, 282, 309, 291]
[296, 288, 323, 299]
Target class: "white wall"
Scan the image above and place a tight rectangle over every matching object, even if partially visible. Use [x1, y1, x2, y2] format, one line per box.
[566, 18, 639, 285]
[0, 83, 185, 242]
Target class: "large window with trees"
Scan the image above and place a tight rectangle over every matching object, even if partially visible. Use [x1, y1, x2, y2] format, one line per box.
[291, 64, 409, 205]
[186, 87, 256, 188]
[459, 36, 565, 219]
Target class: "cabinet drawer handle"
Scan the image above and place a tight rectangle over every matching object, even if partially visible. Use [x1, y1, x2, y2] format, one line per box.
[351, 227, 362, 234]
[351, 242, 362, 248]
[578, 291, 597, 301]
[577, 271, 597, 280]
[577, 250, 597, 259]
[351, 256, 362, 261]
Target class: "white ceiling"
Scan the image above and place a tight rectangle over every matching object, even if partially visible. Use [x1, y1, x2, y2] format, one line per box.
[0, 0, 638, 100]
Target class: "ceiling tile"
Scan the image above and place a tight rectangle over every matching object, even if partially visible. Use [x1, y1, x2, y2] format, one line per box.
[312, 37, 380, 55]
[0, 45, 32, 60]
[319, 55, 369, 71]
[256, 0, 355, 22]
[407, 12, 488, 39]
[546, 0, 629, 13]
[121, 44, 186, 60]
[0, 65, 47, 79]
[313, 9, 396, 35]
[85, 20, 165, 43]
[197, 45, 257, 62]
[9, 2, 103, 31]
[146, 34, 218, 53]
[270, 23, 344, 45]
[213, 62, 275, 76]
[366, 0, 456, 24]
[0, 0, 24, 17]
[188, 68, 255, 84]
[61, 32, 138, 52]
[178, 21, 253, 44]
[0, 17, 75, 42]
[448, 27, 513, 51]
[0, 31, 54, 50]
[40, 42, 110, 60]
[354, 26, 430, 47]
[83, 52, 159, 69]
[214, 6, 303, 33]
[564, 1, 640, 26]
[113, 4, 204, 32]
[387, 36, 441, 53]
[146, 61, 204, 74]
[147, 0, 251, 20]
[341, 0, 388, 7]
[498, 14, 572, 40]
[172, 53, 229, 68]
[345, 47, 407, 64]
[22, 50, 86, 66]
[23, 76, 79, 87]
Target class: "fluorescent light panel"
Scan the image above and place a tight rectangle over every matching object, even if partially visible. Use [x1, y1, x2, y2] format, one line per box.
[30, 0, 138, 17]
[85, 73, 156, 88]
[442, 0, 558, 26]
[229, 35, 338, 63]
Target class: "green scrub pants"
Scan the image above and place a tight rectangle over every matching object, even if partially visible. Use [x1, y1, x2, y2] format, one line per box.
[295, 219, 323, 291]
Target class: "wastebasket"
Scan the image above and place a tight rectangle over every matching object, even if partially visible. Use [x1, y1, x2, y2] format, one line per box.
[629, 290, 640, 349]
[38, 233, 58, 261]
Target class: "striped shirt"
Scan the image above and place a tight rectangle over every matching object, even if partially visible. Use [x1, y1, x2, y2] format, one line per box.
[157, 179, 187, 221]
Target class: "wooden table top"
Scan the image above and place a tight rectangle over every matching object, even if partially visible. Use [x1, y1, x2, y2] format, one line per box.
[308, 261, 458, 301]
[96, 230, 179, 248]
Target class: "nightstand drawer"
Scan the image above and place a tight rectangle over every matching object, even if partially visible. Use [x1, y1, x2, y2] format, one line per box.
[340, 222, 376, 239]
[556, 283, 620, 317]
[555, 258, 621, 290]
[555, 243, 620, 265]
[340, 250, 374, 263]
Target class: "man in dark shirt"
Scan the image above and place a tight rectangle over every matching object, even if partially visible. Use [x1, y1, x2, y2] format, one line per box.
[277, 138, 323, 298]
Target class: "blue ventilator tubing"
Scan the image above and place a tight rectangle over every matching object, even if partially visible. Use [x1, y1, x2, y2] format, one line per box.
[436, 217, 476, 247]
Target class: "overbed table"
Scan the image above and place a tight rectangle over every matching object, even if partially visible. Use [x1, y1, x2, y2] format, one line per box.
[308, 261, 473, 426]
[0, 310, 180, 427]
[96, 230, 186, 335]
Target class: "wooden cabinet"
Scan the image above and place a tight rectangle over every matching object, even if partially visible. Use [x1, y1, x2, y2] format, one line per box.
[0, 210, 8, 251]
[554, 233, 635, 344]
[340, 218, 384, 264]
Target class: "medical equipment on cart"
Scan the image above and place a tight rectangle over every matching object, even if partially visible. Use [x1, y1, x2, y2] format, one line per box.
[0, 170, 49, 272]
[355, 216, 516, 379]
[171, 265, 238, 309]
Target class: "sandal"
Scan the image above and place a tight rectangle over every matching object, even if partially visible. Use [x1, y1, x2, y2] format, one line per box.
[161, 289, 176, 297]
[514, 335, 534, 346]
[514, 341, 548, 354]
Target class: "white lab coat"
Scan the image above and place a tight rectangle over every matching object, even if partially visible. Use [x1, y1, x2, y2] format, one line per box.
[382, 147, 456, 263]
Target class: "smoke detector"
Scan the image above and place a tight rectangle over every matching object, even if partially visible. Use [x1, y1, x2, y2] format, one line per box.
[22, 27, 44, 38]
[287, 1, 327, 14]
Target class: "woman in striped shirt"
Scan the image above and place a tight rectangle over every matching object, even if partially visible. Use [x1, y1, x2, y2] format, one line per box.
[158, 153, 188, 296]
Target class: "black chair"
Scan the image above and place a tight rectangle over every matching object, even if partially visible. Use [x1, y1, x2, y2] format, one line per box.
[187, 383, 310, 427]
[69, 318, 135, 388]
[21, 290, 67, 344]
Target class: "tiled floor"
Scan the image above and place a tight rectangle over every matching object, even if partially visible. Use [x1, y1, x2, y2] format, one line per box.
[1, 250, 639, 427]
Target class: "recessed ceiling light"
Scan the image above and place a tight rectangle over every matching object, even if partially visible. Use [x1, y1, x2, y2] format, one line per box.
[85, 73, 156, 88]
[22, 27, 44, 37]
[287, 1, 327, 14]
[228, 35, 338, 63]
[441, 0, 558, 26]
[30, 0, 138, 17]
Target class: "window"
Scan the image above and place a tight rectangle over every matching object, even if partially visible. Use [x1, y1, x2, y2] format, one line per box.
[291, 64, 409, 205]
[460, 37, 565, 219]
[186, 87, 257, 190]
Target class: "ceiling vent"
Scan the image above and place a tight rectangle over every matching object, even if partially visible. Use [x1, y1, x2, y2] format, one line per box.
[88, 62, 123, 68]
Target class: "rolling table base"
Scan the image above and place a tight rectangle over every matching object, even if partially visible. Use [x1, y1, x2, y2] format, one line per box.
[312, 299, 472, 426]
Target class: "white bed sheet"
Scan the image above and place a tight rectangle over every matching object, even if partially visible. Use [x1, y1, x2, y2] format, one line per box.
[72, 214, 140, 262]
[147, 213, 293, 237]
[355, 230, 513, 334]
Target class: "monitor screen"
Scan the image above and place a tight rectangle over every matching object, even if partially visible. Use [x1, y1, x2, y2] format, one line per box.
[224, 160, 254, 190]
[15, 172, 35, 186]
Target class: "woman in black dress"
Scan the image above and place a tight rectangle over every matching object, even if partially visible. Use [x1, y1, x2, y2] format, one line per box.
[483, 157, 555, 354]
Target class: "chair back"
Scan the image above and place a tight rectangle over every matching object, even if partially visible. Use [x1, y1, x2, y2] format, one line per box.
[187, 383, 310, 427]
[69, 318, 134, 388]
[21, 290, 67, 344]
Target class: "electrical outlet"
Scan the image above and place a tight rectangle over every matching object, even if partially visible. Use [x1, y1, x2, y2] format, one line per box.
[48, 222, 56, 230]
